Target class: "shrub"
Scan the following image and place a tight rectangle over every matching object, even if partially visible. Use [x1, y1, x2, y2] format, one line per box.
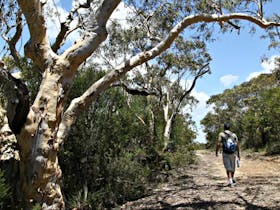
[266, 142, 280, 155]
[105, 153, 149, 205]
[165, 146, 197, 168]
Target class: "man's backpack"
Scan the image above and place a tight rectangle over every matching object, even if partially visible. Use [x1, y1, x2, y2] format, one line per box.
[222, 132, 237, 154]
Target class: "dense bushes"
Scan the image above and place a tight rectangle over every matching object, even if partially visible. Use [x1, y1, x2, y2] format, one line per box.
[58, 69, 196, 209]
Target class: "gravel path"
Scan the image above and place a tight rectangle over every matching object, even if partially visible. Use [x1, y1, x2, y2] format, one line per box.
[119, 150, 280, 210]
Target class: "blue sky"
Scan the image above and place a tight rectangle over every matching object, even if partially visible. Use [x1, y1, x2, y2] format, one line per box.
[183, 0, 280, 143]
[191, 27, 279, 143]
[191, 0, 280, 143]
[198, 29, 278, 95]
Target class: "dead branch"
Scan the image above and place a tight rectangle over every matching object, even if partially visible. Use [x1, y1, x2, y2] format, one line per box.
[111, 81, 158, 96]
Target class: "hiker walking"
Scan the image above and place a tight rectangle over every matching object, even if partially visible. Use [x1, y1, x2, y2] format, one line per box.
[216, 123, 240, 187]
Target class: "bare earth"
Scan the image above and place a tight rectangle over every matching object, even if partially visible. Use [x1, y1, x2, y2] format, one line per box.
[119, 150, 280, 210]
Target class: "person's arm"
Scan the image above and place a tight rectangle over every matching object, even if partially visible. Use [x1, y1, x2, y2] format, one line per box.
[236, 138, 240, 160]
[216, 143, 220, 157]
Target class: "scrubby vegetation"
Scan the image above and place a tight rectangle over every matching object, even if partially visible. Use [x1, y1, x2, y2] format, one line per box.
[58, 68, 197, 208]
[201, 57, 280, 155]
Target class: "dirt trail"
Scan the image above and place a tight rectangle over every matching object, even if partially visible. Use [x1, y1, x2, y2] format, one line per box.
[120, 150, 280, 210]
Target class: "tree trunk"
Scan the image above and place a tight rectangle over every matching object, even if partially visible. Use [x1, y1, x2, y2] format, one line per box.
[17, 71, 65, 209]
[148, 108, 156, 144]
[18, 142, 63, 209]
[147, 92, 156, 145]
[163, 118, 172, 151]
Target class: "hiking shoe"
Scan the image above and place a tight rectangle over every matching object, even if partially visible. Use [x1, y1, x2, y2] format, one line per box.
[227, 183, 234, 187]
[233, 179, 236, 184]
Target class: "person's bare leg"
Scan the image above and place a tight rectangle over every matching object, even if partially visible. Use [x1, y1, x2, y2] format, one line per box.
[232, 172, 236, 183]
[227, 171, 233, 186]
[226, 171, 233, 178]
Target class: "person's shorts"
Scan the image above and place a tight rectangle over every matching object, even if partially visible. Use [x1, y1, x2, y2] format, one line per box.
[222, 153, 236, 172]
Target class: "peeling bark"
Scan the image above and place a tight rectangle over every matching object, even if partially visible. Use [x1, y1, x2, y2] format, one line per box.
[17, 70, 65, 209]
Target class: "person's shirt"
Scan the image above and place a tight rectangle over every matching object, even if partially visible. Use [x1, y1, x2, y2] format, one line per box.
[218, 130, 238, 153]
[218, 130, 238, 142]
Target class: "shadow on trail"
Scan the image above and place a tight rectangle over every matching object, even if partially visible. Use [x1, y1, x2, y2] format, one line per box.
[158, 199, 273, 210]
[236, 193, 272, 210]
[154, 172, 271, 209]
[120, 151, 280, 209]
[146, 172, 277, 210]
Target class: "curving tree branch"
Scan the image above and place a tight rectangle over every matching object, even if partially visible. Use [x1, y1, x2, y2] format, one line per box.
[62, 0, 121, 68]
[176, 63, 210, 115]
[2, 10, 23, 67]
[56, 12, 280, 142]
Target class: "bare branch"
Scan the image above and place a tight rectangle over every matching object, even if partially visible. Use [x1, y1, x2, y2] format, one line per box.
[18, 0, 55, 71]
[179, 63, 210, 105]
[259, 0, 263, 19]
[51, 0, 93, 52]
[9, 11, 23, 65]
[111, 81, 158, 96]
[227, 20, 241, 30]
[62, 0, 121, 68]
[173, 63, 210, 120]
[1, 10, 23, 67]
[11, 17, 22, 65]
[52, 21, 71, 53]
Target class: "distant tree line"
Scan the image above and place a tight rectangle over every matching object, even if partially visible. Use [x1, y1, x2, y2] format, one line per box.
[201, 57, 280, 155]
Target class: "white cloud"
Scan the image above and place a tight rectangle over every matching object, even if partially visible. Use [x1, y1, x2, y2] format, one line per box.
[246, 55, 279, 81]
[220, 74, 239, 87]
[183, 90, 213, 143]
[44, 1, 78, 42]
[191, 90, 213, 143]
[109, 2, 133, 29]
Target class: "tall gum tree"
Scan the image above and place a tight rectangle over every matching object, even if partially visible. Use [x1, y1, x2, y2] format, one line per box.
[0, 0, 279, 209]
[149, 39, 211, 151]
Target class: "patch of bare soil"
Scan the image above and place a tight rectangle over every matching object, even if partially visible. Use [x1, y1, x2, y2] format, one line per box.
[119, 150, 280, 210]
